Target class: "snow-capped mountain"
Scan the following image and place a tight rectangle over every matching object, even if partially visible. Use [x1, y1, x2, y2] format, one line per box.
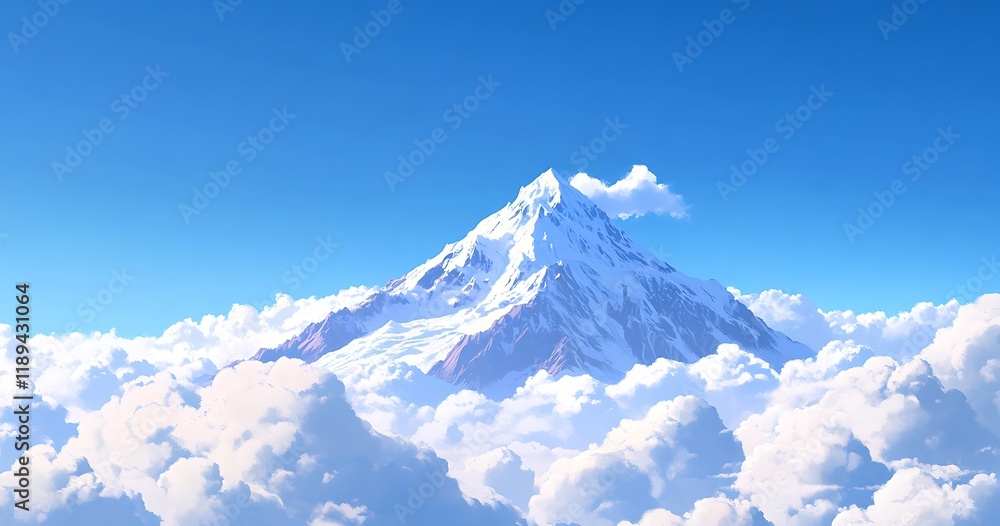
[254, 169, 812, 395]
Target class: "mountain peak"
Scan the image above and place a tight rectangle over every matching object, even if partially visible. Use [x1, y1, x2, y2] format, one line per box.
[256, 167, 814, 396]
[513, 169, 581, 211]
[535, 168, 571, 190]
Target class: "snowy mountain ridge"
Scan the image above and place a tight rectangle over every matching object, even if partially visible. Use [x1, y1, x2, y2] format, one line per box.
[254, 169, 813, 396]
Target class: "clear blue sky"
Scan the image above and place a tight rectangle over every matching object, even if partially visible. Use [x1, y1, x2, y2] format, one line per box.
[1, 1, 997, 336]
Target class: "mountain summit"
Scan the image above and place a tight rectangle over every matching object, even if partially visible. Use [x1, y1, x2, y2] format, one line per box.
[254, 169, 812, 395]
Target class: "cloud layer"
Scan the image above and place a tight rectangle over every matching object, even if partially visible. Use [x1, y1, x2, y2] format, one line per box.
[0, 358, 524, 525]
[342, 295, 1000, 525]
[728, 287, 960, 358]
[1, 289, 999, 525]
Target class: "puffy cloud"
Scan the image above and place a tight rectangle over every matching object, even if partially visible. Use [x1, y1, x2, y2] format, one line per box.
[0, 288, 371, 421]
[464, 448, 535, 511]
[680, 498, 758, 526]
[918, 294, 1000, 437]
[608, 344, 779, 429]
[569, 165, 689, 220]
[617, 497, 758, 526]
[728, 287, 960, 357]
[309, 501, 369, 525]
[3, 289, 1000, 526]
[529, 396, 742, 526]
[341, 355, 767, 525]
[0, 358, 525, 526]
[618, 507, 685, 526]
[832, 468, 998, 526]
[734, 342, 999, 525]
[341, 328, 1000, 526]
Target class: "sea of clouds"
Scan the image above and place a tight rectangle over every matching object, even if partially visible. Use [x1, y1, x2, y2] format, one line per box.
[1, 288, 999, 525]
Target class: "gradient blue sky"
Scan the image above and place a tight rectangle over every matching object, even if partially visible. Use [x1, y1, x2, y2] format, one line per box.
[2, 1, 997, 337]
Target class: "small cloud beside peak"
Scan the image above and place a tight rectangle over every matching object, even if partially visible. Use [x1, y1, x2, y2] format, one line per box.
[569, 165, 689, 220]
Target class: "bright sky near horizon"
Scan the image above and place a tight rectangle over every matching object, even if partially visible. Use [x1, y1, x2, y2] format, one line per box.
[1, 1, 997, 336]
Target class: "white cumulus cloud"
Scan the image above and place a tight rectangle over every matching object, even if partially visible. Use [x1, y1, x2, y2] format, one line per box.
[918, 295, 1000, 437]
[728, 287, 960, 358]
[0, 358, 526, 526]
[3, 282, 1000, 526]
[569, 165, 689, 220]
